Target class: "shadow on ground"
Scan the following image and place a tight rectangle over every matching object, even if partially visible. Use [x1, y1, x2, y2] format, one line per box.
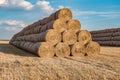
[0, 43, 37, 57]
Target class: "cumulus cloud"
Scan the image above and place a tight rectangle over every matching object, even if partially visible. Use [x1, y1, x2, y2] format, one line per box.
[0, 20, 27, 31]
[0, 0, 33, 10]
[36, 1, 54, 12]
[0, 0, 54, 12]
[0, 20, 26, 27]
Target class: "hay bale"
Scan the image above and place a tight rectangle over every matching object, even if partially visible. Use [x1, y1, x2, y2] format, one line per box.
[37, 19, 67, 33]
[112, 32, 120, 36]
[111, 36, 120, 41]
[16, 29, 61, 45]
[71, 42, 86, 57]
[77, 30, 92, 45]
[90, 28, 120, 34]
[38, 8, 72, 25]
[97, 41, 112, 46]
[55, 42, 70, 57]
[10, 8, 72, 39]
[92, 37, 111, 41]
[22, 19, 67, 36]
[112, 41, 120, 46]
[67, 19, 81, 32]
[11, 41, 55, 57]
[22, 8, 72, 32]
[63, 30, 77, 45]
[86, 41, 100, 56]
[50, 8, 72, 22]
[37, 42, 54, 58]
[20, 41, 26, 48]
[97, 41, 120, 46]
[29, 42, 55, 58]
[91, 33, 112, 38]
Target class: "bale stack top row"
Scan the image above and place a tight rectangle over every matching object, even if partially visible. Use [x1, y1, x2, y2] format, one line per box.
[10, 8, 100, 58]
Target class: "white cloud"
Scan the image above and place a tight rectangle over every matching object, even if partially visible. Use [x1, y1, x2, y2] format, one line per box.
[5, 27, 18, 31]
[73, 10, 120, 15]
[36, 1, 54, 12]
[0, 0, 54, 13]
[73, 10, 120, 18]
[0, 0, 33, 10]
[0, 20, 26, 27]
[58, 6, 64, 9]
[99, 14, 120, 18]
[0, 0, 6, 4]
[0, 20, 27, 31]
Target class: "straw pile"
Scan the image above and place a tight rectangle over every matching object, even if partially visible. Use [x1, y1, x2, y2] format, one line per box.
[90, 28, 120, 46]
[10, 8, 100, 58]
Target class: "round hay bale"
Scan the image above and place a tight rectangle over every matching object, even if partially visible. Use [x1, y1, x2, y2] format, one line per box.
[112, 32, 120, 36]
[55, 42, 70, 57]
[86, 41, 100, 56]
[38, 42, 55, 58]
[23, 42, 29, 49]
[112, 41, 120, 46]
[67, 19, 81, 32]
[92, 37, 111, 41]
[63, 30, 77, 45]
[40, 19, 67, 33]
[20, 41, 26, 48]
[56, 8, 72, 21]
[23, 24, 32, 31]
[37, 8, 72, 25]
[71, 42, 86, 57]
[9, 41, 55, 57]
[45, 29, 62, 45]
[77, 30, 92, 45]
[15, 29, 61, 45]
[22, 19, 67, 36]
[52, 19, 67, 32]
[12, 41, 17, 46]
[92, 33, 112, 37]
[11, 8, 72, 38]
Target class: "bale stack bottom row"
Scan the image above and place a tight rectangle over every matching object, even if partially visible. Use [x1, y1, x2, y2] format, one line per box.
[10, 8, 100, 58]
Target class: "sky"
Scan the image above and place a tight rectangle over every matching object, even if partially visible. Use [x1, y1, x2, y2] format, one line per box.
[0, 0, 120, 40]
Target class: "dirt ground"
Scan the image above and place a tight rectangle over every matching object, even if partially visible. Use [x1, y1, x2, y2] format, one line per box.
[0, 40, 120, 80]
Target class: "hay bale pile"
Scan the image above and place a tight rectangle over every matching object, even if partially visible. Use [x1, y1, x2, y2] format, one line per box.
[10, 8, 100, 58]
[90, 28, 120, 46]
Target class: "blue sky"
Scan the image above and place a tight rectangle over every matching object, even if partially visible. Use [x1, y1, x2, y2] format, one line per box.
[0, 0, 120, 40]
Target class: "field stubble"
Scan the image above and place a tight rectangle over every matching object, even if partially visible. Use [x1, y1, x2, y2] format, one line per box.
[0, 40, 120, 80]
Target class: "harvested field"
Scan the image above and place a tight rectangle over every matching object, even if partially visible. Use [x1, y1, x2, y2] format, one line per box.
[0, 40, 120, 80]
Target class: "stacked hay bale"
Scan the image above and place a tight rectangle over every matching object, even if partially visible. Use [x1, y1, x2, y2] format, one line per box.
[10, 8, 100, 58]
[90, 28, 120, 47]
